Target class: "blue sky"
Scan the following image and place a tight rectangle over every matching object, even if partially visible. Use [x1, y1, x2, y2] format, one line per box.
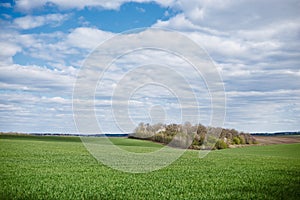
[0, 0, 299, 133]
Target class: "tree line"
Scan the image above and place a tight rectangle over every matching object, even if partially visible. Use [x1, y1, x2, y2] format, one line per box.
[129, 122, 257, 150]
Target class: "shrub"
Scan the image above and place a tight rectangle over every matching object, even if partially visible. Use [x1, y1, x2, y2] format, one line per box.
[192, 139, 200, 146]
[244, 134, 256, 144]
[192, 134, 201, 146]
[170, 136, 186, 148]
[164, 135, 173, 144]
[233, 136, 241, 145]
[225, 138, 232, 146]
[238, 135, 246, 144]
[153, 133, 164, 143]
[207, 135, 218, 144]
[215, 140, 228, 149]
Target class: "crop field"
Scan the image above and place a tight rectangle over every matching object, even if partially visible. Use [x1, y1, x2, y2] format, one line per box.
[0, 135, 299, 199]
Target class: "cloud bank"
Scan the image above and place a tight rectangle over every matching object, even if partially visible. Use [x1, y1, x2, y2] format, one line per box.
[0, 0, 299, 133]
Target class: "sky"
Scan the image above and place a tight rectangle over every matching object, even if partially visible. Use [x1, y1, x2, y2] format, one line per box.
[0, 0, 299, 133]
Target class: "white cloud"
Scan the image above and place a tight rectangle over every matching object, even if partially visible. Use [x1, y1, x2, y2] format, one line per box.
[0, 92, 75, 133]
[0, 25, 115, 69]
[15, 0, 45, 11]
[0, 3, 12, 8]
[15, 0, 175, 11]
[0, 59, 76, 133]
[0, 30, 22, 60]
[66, 27, 114, 49]
[72, 29, 221, 133]
[151, 0, 300, 132]
[0, 64, 75, 92]
[235, 20, 300, 45]
[41, 96, 70, 104]
[0, 42, 21, 64]
[153, 6, 300, 66]
[173, 0, 300, 31]
[227, 89, 300, 99]
[1, 0, 299, 133]
[154, 14, 199, 31]
[225, 97, 300, 132]
[13, 14, 69, 30]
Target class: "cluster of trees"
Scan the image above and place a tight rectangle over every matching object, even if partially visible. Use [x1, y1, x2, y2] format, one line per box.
[129, 122, 257, 150]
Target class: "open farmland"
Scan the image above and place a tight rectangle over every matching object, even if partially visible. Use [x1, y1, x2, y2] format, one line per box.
[0, 135, 299, 199]
[254, 135, 300, 145]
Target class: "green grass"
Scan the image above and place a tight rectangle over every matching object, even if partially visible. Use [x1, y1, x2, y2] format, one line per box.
[0, 135, 299, 199]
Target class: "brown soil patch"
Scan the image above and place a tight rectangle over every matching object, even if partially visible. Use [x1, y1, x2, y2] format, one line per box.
[253, 135, 300, 145]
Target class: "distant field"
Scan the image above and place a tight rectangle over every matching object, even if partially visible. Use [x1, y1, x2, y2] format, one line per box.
[254, 135, 300, 145]
[0, 135, 299, 199]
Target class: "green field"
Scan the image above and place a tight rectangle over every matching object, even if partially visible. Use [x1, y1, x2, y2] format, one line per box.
[0, 135, 299, 199]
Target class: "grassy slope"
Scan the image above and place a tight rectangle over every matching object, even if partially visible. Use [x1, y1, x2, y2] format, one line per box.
[0, 135, 299, 200]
